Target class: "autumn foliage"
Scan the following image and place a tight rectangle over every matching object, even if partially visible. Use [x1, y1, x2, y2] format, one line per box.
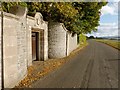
[2, 2, 107, 34]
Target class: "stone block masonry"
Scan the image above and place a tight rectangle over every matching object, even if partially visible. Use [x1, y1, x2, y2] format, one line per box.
[48, 22, 67, 58]
[0, 6, 48, 88]
[67, 33, 78, 55]
[3, 10, 28, 88]
[0, 11, 2, 90]
[48, 22, 78, 59]
[0, 6, 77, 89]
[27, 12, 48, 65]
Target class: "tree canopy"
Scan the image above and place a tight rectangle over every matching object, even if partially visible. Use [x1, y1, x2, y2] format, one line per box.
[1, 2, 107, 34]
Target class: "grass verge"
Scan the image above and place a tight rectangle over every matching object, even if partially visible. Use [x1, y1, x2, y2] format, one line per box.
[96, 39, 120, 50]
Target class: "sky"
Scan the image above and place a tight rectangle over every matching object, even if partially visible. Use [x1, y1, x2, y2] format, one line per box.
[86, 0, 119, 37]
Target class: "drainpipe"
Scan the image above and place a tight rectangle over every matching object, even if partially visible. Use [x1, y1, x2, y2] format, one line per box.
[0, 2, 4, 89]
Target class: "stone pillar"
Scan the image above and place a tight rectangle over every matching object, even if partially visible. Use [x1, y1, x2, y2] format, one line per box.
[48, 22, 67, 59]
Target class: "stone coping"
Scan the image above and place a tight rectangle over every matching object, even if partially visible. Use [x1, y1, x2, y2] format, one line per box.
[27, 15, 35, 20]
[0, 11, 20, 20]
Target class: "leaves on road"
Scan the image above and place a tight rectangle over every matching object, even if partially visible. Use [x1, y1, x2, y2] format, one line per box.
[14, 43, 88, 88]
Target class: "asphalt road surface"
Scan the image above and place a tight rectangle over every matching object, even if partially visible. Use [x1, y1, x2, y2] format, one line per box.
[32, 40, 119, 88]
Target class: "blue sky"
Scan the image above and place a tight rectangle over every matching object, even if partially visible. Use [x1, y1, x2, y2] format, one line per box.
[87, 0, 119, 37]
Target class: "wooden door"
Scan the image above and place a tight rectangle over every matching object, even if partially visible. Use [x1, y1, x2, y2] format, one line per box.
[32, 33, 37, 61]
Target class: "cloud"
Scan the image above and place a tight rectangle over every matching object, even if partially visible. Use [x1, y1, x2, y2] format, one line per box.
[100, 22, 117, 27]
[101, 2, 118, 16]
[86, 22, 118, 37]
[108, 0, 120, 2]
[87, 2, 119, 37]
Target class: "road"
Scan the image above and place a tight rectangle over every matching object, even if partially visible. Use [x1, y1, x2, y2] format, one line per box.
[32, 40, 119, 88]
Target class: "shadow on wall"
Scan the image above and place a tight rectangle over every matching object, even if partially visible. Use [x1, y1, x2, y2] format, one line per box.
[9, 5, 27, 17]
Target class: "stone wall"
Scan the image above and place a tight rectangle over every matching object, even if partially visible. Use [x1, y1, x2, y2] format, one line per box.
[48, 22, 67, 58]
[48, 22, 78, 59]
[0, 6, 48, 88]
[27, 12, 48, 63]
[0, 7, 77, 88]
[3, 11, 28, 88]
[26, 16, 34, 66]
[34, 13, 48, 61]
[0, 11, 2, 90]
[67, 33, 77, 55]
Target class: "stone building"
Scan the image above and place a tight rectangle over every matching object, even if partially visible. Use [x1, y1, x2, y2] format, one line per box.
[48, 22, 78, 59]
[0, 6, 48, 89]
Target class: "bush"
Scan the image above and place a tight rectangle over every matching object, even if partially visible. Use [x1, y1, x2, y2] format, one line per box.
[79, 34, 86, 44]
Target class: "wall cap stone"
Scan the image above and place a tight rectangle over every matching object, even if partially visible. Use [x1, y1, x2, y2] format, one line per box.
[27, 15, 35, 20]
[3, 12, 19, 20]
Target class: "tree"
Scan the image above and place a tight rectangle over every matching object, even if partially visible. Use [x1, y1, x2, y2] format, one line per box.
[2, 2, 27, 12]
[71, 2, 107, 34]
[89, 36, 95, 39]
[1, 2, 107, 34]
